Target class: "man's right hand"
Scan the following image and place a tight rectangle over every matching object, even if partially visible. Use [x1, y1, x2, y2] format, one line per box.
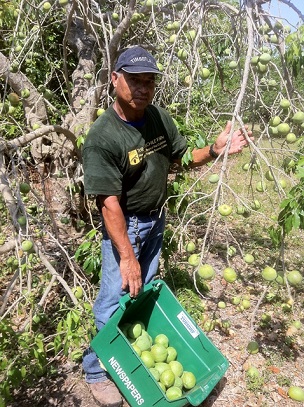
[99, 195, 143, 298]
[120, 257, 142, 298]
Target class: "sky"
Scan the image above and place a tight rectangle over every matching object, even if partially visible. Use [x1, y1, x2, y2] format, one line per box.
[264, 0, 303, 29]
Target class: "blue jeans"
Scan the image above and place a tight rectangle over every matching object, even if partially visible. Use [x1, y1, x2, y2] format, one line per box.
[82, 209, 166, 383]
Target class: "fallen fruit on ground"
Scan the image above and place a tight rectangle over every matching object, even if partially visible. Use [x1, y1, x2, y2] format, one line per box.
[188, 253, 199, 266]
[197, 264, 215, 280]
[286, 270, 303, 286]
[185, 241, 196, 253]
[223, 267, 237, 283]
[262, 266, 277, 281]
[287, 386, 304, 402]
[20, 182, 31, 194]
[246, 366, 260, 378]
[244, 253, 255, 264]
[208, 173, 219, 183]
[21, 240, 33, 252]
[247, 341, 259, 354]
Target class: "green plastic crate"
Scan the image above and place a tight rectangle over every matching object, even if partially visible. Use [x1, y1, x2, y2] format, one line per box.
[91, 279, 229, 407]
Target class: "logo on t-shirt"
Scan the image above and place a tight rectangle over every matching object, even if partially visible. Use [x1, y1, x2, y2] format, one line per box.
[128, 135, 168, 166]
[128, 150, 140, 165]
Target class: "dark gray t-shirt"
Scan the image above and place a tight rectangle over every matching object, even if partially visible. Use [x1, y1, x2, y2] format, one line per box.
[82, 104, 187, 213]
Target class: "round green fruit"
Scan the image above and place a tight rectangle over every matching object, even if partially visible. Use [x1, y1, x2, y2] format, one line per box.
[270, 34, 278, 44]
[256, 181, 266, 192]
[112, 12, 119, 21]
[246, 366, 260, 378]
[182, 371, 196, 390]
[227, 245, 236, 256]
[83, 73, 93, 80]
[160, 369, 175, 388]
[169, 34, 177, 44]
[288, 386, 304, 402]
[218, 204, 232, 216]
[200, 67, 210, 79]
[269, 116, 281, 126]
[277, 122, 290, 136]
[59, 0, 69, 4]
[154, 334, 169, 348]
[244, 253, 255, 264]
[285, 132, 297, 144]
[280, 99, 290, 109]
[217, 301, 226, 309]
[17, 215, 27, 226]
[251, 200, 261, 210]
[247, 340, 259, 354]
[128, 323, 142, 339]
[97, 108, 105, 116]
[208, 173, 219, 183]
[251, 56, 259, 65]
[197, 264, 215, 280]
[265, 170, 274, 181]
[177, 49, 187, 61]
[242, 299, 251, 309]
[141, 351, 155, 368]
[21, 240, 33, 252]
[188, 254, 199, 267]
[132, 344, 142, 357]
[166, 386, 182, 400]
[257, 62, 267, 74]
[286, 270, 303, 286]
[21, 88, 30, 98]
[261, 266, 277, 281]
[73, 286, 83, 299]
[20, 182, 31, 194]
[229, 60, 238, 69]
[8, 92, 20, 106]
[42, 2, 51, 11]
[169, 360, 183, 377]
[151, 344, 168, 363]
[166, 347, 177, 363]
[259, 53, 271, 65]
[185, 241, 196, 253]
[223, 267, 237, 283]
[292, 111, 304, 125]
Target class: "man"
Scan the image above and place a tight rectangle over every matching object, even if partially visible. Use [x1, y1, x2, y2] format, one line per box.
[82, 46, 253, 407]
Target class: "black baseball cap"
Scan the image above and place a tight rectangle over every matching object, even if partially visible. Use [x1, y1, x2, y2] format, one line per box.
[114, 46, 162, 74]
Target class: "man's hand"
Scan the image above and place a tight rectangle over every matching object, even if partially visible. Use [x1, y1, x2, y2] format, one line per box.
[100, 195, 143, 298]
[120, 257, 142, 298]
[213, 121, 254, 156]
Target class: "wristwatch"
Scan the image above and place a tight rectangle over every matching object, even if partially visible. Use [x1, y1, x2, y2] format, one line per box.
[209, 144, 219, 159]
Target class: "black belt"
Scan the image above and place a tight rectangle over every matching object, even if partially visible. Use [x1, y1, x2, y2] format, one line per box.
[123, 208, 160, 216]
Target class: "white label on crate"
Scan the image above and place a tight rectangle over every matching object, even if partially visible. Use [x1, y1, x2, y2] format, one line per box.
[177, 311, 200, 338]
[108, 356, 144, 405]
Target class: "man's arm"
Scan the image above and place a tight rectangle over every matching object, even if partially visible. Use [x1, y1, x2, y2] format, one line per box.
[98, 195, 142, 297]
[174, 121, 254, 167]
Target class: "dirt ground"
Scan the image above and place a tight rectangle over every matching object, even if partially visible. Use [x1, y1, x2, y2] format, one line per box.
[9, 303, 303, 407]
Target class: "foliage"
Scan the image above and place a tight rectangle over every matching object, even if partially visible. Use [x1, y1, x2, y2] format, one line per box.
[0, 0, 304, 403]
[74, 228, 102, 284]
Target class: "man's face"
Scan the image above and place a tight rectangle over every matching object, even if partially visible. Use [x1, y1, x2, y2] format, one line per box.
[112, 71, 157, 111]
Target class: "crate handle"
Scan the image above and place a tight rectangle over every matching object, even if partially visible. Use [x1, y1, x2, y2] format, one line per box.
[119, 280, 163, 311]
